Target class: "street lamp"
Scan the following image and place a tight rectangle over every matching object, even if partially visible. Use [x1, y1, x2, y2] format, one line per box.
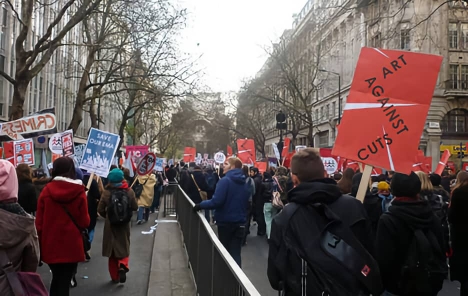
[318, 69, 342, 124]
[276, 110, 287, 163]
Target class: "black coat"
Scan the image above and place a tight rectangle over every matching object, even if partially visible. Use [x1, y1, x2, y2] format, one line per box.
[268, 179, 374, 294]
[252, 174, 263, 205]
[17, 180, 37, 214]
[260, 180, 274, 203]
[83, 175, 101, 231]
[186, 170, 209, 204]
[166, 168, 178, 182]
[449, 185, 468, 282]
[376, 199, 446, 295]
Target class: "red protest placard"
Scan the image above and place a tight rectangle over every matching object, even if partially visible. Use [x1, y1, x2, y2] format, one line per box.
[183, 147, 196, 163]
[257, 162, 267, 174]
[14, 139, 35, 166]
[3, 142, 14, 166]
[281, 138, 291, 158]
[237, 139, 256, 165]
[61, 131, 74, 157]
[332, 48, 443, 173]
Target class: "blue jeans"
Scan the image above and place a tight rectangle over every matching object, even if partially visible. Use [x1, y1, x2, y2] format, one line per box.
[217, 224, 245, 267]
[88, 228, 95, 244]
[204, 210, 211, 222]
[264, 202, 279, 239]
[137, 207, 150, 221]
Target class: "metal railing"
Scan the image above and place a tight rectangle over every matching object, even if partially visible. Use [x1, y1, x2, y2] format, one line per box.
[162, 183, 178, 217]
[174, 185, 261, 296]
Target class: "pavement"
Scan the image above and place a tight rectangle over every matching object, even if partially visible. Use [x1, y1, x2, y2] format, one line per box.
[241, 224, 461, 296]
[37, 208, 196, 296]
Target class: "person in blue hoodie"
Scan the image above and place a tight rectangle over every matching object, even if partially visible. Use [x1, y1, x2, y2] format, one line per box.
[193, 157, 250, 267]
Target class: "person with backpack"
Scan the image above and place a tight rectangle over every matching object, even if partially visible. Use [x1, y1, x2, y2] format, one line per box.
[97, 168, 138, 284]
[268, 148, 381, 296]
[376, 172, 447, 296]
[448, 171, 468, 295]
[35, 157, 90, 296]
[0, 160, 42, 296]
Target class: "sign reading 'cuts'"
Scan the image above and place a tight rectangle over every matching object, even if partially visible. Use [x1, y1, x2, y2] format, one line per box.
[214, 152, 226, 164]
[136, 152, 156, 176]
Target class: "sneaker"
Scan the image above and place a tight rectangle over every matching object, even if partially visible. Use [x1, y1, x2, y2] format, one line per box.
[70, 275, 77, 288]
[85, 251, 91, 262]
[118, 269, 127, 283]
[136, 220, 142, 225]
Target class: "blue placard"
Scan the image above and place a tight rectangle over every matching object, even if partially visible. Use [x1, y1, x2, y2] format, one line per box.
[79, 128, 120, 178]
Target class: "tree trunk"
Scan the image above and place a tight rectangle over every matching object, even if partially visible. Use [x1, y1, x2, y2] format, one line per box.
[10, 80, 29, 120]
[308, 125, 314, 147]
[89, 96, 98, 128]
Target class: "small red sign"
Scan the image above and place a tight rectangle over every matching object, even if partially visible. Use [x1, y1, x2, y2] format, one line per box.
[136, 152, 156, 176]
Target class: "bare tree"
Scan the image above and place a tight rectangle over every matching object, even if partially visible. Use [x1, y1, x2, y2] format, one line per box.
[1, 0, 103, 120]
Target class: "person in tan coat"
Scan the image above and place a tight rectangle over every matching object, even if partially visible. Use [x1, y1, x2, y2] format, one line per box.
[0, 160, 41, 296]
[98, 168, 138, 284]
[136, 173, 156, 224]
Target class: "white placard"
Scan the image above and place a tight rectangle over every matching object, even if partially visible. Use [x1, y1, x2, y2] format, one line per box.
[272, 143, 280, 160]
[322, 157, 338, 175]
[214, 152, 226, 164]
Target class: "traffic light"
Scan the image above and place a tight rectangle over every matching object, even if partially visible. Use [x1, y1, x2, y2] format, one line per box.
[276, 111, 287, 130]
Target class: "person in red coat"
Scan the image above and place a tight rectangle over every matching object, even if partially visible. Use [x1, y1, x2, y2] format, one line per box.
[35, 157, 90, 296]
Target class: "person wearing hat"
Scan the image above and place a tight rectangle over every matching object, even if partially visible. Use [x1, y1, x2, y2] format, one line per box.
[98, 168, 137, 284]
[36, 157, 90, 296]
[376, 181, 393, 213]
[375, 172, 447, 296]
[0, 160, 40, 296]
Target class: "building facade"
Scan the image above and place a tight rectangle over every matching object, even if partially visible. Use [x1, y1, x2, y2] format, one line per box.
[253, 0, 468, 169]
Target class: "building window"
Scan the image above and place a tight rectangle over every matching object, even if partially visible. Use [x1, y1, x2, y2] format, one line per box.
[332, 102, 336, 117]
[450, 23, 459, 49]
[371, 33, 381, 48]
[318, 131, 329, 148]
[462, 24, 468, 49]
[320, 106, 324, 121]
[441, 109, 468, 136]
[315, 109, 319, 122]
[325, 104, 329, 119]
[400, 29, 410, 50]
[448, 64, 468, 90]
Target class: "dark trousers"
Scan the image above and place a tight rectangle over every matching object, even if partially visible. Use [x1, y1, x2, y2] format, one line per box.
[150, 187, 162, 212]
[254, 201, 266, 235]
[242, 203, 252, 244]
[49, 263, 77, 296]
[461, 280, 468, 296]
[217, 224, 245, 267]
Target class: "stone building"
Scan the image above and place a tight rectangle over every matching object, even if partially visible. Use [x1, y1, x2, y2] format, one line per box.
[251, 0, 468, 169]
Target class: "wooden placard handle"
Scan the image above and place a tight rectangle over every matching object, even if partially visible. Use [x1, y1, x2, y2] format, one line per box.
[356, 165, 373, 203]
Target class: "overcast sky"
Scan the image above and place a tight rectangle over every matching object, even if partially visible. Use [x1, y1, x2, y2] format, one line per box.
[178, 0, 306, 92]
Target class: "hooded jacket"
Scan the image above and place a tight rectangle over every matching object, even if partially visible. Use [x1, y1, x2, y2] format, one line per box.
[376, 199, 446, 295]
[268, 179, 374, 294]
[136, 174, 156, 207]
[0, 208, 39, 296]
[199, 168, 250, 224]
[186, 170, 209, 204]
[35, 177, 90, 264]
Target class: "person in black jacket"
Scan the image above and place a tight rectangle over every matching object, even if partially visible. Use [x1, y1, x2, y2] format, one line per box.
[16, 164, 37, 215]
[376, 172, 447, 296]
[261, 172, 277, 239]
[449, 171, 468, 296]
[186, 166, 209, 204]
[250, 167, 265, 236]
[268, 148, 374, 295]
[166, 165, 178, 183]
[82, 170, 101, 261]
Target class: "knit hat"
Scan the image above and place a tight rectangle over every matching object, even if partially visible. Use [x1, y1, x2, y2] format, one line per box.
[377, 181, 390, 195]
[0, 160, 19, 202]
[391, 172, 421, 198]
[108, 168, 124, 184]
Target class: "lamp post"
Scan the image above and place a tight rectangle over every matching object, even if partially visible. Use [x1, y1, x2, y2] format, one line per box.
[276, 110, 287, 163]
[319, 69, 342, 124]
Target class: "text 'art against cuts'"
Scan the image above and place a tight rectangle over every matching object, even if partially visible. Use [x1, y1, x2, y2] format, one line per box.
[332, 47, 443, 173]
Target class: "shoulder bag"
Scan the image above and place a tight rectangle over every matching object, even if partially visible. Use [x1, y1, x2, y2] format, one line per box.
[272, 176, 284, 209]
[0, 249, 48, 296]
[61, 206, 91, 252]
[191, 174, 208, 201]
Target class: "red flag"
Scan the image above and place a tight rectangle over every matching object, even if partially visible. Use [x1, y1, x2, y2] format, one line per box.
[282, 138, 291, 158]
[434, 149, 451, 175]
[183, 147, 196, 163]
[283, 151, 296, 168]
[237, 139, 256, 165]
[413, 150, 431, 173]
[227, 145, 233, 157]
[332, 48, 443, 173]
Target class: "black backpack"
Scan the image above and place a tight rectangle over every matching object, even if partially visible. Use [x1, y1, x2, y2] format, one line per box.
[390, 216, 447, 295]
[132, 178, 149, 198]
[276, 202, 383, 296]
[107, 189, 133, 225]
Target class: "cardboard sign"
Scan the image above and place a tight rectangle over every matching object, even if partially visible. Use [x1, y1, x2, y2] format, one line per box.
[272, 143, 280, 160]
[227, 145, 233, 157]
[79, 128, 120, 178]
[74, 144, 86, 164]
[322, 157, 338, 175]
[282, 138, 291, 158]
[0, 108, 57, 141]
[434, 149, 451, 175]
[155, 158, 164, 172]
[332, 48, 443, 173]
[237, 139, 256, 165]
[125, 145, 149, 169]
[61, 130, 74, 157]
[136, 152, 156, 176]
[257, 162, 267, 174]
[214, 152, 226, 164]
[49, 133, 63, 154]
[14, 139, 35, 166]
[183, 147, 196, 163]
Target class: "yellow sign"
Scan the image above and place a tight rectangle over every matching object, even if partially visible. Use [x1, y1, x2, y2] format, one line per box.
[440, 145, 466, 155]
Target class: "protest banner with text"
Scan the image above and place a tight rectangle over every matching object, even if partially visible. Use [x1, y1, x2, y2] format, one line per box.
[237, 139, 256, 165]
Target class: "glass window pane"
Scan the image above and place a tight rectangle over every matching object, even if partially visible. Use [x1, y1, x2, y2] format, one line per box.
[450, 65, 459, 89]
[462, 24, 468, 49]
[450, 23, 459, 49]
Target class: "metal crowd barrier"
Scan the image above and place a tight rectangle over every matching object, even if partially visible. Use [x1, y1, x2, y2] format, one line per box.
[162, 182, 178, 217]
[175, 185, 261, 296]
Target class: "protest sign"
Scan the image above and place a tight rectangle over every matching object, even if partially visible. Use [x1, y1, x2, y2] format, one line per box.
[268, 157, 278, 168]
[125, 145, 149, 168]
[196, 153, 202, 165]
[272, 143, 280, 160]
[49, 133, 63, 154]
[237, 139, 256, 165]
[281, 138, 291, 158]
[203, 153, 209, 160]
[214, 152, 226, 164]
[183, 147, 196, 163]
[3, 142, 14, 165]
[74, 144, 86, 164]
[257, 162, 267, 174]
[136, 152, 156, 176]
[79, 128, 120, 178]
[33, 135, 48, 149]
[61, 130, 74, 157]
[13, 139, 35, 166]
[155, 158, 164, 171]
[322, 157, 338, 175]
[332, 48, 442, 175]
[227, 145, 233, 157]
[0, 108, 57, 141]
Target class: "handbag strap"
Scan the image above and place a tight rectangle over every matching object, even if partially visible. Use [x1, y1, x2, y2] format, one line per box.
[273, 176, 283, 193]
[0, 249, 26, 296]
[61, 205, 84, 232]
[191, 174, 201, 192]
